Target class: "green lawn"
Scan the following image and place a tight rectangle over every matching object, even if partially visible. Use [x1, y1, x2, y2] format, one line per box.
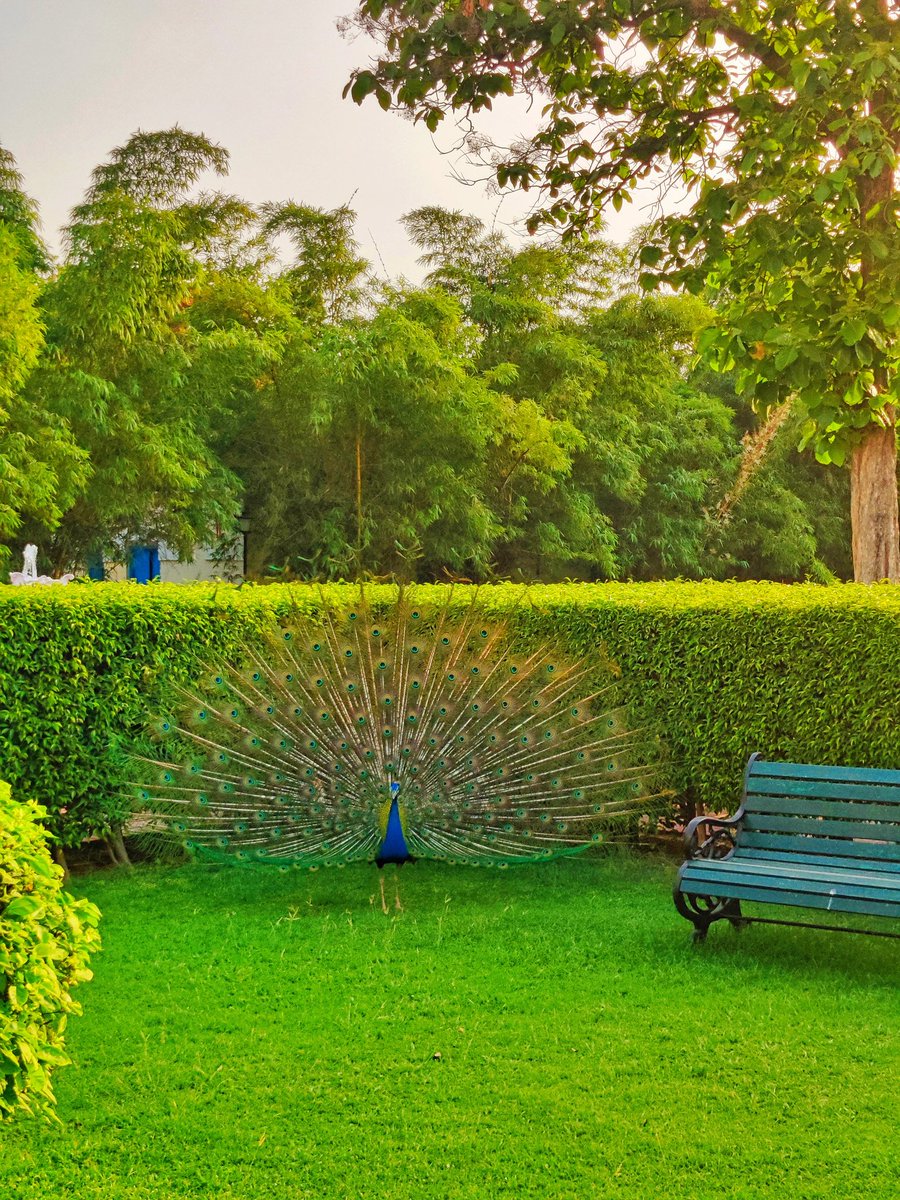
[3, 855, 898, 1200]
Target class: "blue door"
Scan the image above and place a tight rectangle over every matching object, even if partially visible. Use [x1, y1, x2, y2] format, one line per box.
[128, 546, 160, 583]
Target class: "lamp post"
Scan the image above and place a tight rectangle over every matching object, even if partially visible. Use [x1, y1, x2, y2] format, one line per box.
[236, 513, 251, 580]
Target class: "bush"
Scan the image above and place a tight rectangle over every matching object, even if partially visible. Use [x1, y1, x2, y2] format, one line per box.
[2, 579, 900, 843]
[0, 780, 101, 1121]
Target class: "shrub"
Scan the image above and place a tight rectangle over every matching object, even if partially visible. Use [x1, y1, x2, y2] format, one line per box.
[0, 780, 101, 1121]
[3, 579, 900, 843]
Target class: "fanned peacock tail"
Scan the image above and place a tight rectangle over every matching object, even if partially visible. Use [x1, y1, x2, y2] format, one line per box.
[136, 588, 658, 868]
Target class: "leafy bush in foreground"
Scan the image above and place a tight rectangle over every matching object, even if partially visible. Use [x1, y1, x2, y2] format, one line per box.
[0, 780, 101, 1121]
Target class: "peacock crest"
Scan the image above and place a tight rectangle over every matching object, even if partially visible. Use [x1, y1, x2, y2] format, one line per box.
[137, 588, 655, 872]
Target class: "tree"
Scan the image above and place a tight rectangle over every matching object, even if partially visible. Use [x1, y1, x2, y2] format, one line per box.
[232, 285, 502, 578]
[405, 207, 626, 577]
[346, 1, 900, 581]
[0, 148, 87, 566]
[260, 202, 369, 322]
[25, 129, 246, 570]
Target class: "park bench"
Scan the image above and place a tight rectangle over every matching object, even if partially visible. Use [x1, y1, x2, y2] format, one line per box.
[674, 753, 900, 941]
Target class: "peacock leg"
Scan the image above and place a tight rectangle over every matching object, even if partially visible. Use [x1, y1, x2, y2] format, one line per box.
[379, 871, 389, 914]
[394, 870, 403, 912]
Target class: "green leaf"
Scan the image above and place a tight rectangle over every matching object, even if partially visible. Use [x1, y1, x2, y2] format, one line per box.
[350, 73, 377, 104]
[3, 895, 45, 920]
[840, 318, 867, 346]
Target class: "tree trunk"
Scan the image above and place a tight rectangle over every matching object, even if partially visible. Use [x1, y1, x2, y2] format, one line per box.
[850, 413, 900, 583]
[52, 843, 70, 883]
[112, 826, 132, 867]
[355, 428, 364, 577]
[104, 827, 133, 868]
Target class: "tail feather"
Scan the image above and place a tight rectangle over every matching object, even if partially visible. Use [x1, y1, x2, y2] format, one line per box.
[135, 587, 663, 867]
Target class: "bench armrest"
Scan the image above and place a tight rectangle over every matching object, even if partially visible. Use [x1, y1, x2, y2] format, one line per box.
[683, 811, 743, 860]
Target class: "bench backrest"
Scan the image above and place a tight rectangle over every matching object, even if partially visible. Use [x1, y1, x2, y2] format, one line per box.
[736, 756, 900, 867]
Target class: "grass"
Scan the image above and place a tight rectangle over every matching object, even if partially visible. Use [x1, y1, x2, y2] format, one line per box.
[2, 853, 898, 1200]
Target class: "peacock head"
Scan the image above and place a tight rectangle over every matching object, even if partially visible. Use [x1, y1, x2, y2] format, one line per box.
[390, 781, 401, 797]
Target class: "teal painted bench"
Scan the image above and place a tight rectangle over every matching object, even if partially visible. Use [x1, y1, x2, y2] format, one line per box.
[674, 754, 900, 941]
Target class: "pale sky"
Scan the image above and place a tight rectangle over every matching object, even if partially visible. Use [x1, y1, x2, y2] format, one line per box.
[2, 0, 649, 279]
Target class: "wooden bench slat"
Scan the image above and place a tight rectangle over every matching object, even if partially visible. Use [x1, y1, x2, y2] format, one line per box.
[747, 776, 900, 805]
[750, 761, 900, 786]
[738, 831, 900, 861]
[679, 879, 900, 919]
[742, 795, 900, 821]
[743, 813, 900, 841]
[735, 847, 899, 872]
[683, 858, 900, 894]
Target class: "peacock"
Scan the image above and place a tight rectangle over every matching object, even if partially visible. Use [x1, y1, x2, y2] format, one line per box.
[137, 588, 656, 910]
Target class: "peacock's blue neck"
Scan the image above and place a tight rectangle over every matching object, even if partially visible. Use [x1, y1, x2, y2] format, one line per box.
[377, 791, 410, 864]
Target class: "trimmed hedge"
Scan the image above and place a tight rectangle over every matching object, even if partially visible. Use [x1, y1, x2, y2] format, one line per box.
[0, 780, 101, 1121]
[2, 579, 900, 844]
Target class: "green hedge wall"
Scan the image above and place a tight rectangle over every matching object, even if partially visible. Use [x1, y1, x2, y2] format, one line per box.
[2, 579, 900, 846]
